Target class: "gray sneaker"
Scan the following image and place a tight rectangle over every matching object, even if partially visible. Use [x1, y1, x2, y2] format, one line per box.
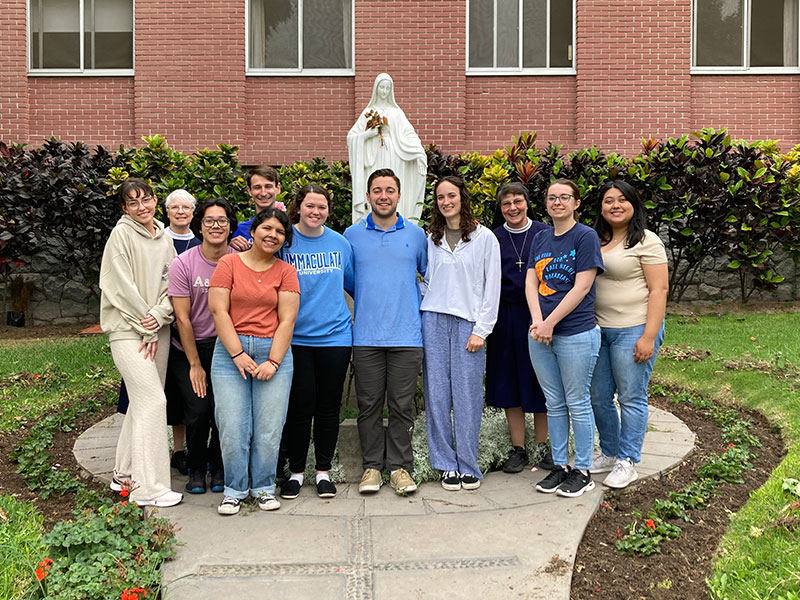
[590, 453, 617, 474]
[603, 459, 639, 489]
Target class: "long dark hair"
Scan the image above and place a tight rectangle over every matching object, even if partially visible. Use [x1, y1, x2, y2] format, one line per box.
[430, 176, 477, 246]
[593, 180, 646, 248]
[250, 205, 293, 249]
[288, 184, 331, 225]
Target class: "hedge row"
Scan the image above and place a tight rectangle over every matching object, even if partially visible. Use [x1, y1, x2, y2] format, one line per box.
[1, 129, 799, 302]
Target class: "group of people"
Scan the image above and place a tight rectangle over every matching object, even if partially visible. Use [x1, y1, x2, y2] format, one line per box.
[98, 162, 667, 513]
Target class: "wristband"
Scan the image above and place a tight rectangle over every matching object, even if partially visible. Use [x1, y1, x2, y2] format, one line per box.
[231, 350, 245, 359]
[268, 358, 280, 370]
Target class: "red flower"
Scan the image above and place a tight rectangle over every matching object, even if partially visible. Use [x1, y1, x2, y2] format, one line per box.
[119, 488, 129, 498]
[121, 588, 148, 600]
[616, 529, 622, 537]
[35, 558, 53, 581]
[727, 443, 735, 447]
[645, 519, 656, 530]
[120, 501, 128, 506]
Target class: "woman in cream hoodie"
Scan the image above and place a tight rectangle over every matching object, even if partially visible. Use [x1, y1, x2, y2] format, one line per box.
[100, 178, 182, 507]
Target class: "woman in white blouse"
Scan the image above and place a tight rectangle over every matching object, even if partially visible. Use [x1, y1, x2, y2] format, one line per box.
[421, 176, 501, 491]
[589, 181, 668, 489]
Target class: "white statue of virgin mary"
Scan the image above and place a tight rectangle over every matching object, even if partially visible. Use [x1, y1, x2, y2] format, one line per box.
[347, 73, 428, 223]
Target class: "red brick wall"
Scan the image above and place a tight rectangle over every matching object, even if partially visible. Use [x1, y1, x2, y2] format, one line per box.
[691, 76, 800, 151]
[575, 0, 692, 155]
[242, 78, 354, 165]
[28, 78, 135, 147]
[0, 2, 29, 142]
[132, 1, 247, 154]
[3, 0, 800, 161]
[350, 1, 468, 158]
[465, 77, 577, 153]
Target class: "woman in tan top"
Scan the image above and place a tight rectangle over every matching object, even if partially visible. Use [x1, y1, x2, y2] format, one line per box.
[589, 181, 668, 489]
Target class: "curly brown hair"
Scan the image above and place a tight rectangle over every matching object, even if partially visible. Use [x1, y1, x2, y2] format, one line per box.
[429, 176, 477, 246]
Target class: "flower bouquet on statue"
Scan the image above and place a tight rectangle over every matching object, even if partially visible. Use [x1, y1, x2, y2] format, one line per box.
[365, 109, 388, 146]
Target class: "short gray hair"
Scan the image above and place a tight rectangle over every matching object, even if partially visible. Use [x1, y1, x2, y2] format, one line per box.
[164, 189, 197, 210]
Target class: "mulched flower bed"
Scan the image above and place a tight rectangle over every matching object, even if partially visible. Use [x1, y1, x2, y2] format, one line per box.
[0, 400, 117, 528]
[570, 392, 785, 600]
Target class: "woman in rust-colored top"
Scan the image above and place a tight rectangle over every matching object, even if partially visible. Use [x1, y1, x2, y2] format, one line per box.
[209, 206, 300, 516]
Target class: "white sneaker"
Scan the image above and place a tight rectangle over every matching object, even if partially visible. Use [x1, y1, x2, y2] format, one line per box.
[603, 459, 639, 489]
[218, 496, 241, 515]
[590, 453, 617, 474]
[257, 493, 281, 511]
[135, 490, 183, 508]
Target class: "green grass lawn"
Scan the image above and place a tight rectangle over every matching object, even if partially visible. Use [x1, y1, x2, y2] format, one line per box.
[0, 335, 117, 433]
[0, 493, 45, 600]
[655, 312, 800, 600]
[0, 317, 797, 598]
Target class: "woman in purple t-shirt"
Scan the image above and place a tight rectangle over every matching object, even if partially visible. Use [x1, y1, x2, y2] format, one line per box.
[525, 179, 603, 499]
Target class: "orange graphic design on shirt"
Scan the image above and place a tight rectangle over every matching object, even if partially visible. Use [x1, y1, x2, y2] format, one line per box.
[535, 257, 557, 296]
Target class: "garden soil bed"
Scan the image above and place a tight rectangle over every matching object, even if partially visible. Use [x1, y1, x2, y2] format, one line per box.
[570, 392, 785, 600]
[0, 323, 789, 596]
[0, 396, 116, 529]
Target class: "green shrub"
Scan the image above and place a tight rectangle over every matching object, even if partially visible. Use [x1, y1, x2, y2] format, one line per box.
[34, 491, 176, 600]
[4, 130, 799, 301]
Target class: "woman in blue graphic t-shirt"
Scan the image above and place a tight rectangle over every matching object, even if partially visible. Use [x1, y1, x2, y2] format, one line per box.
[525, 179, 603, 499]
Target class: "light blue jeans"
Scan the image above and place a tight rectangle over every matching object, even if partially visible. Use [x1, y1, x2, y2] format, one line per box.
[590, 322, 665, 464]
[211, 335, 293, 499]
[528, 326, 600, 471]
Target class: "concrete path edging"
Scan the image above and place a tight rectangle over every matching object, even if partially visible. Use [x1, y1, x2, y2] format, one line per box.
[74, 406, 695, 600]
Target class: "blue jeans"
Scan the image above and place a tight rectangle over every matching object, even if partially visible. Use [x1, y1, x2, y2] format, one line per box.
[211, 336, 293, 499]
[528, 326, 600, 471]
[590, 322, 665, 464]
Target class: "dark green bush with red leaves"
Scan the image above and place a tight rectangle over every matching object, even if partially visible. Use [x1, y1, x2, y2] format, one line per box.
[2, 129, 799, 302]
[0, 138, 123, 286]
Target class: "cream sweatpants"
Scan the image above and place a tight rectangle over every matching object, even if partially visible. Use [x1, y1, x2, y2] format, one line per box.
[111, 327, 172, 502]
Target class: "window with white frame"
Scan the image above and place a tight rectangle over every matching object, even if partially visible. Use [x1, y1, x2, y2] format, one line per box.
[29, 0, 133, 72]
[693, 0, 799, 71]
[248, 0, 353, 74]
[467, 0, 574, 73]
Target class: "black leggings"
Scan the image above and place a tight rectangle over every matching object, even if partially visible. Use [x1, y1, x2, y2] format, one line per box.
[283, 345, 351, 473]
[168, 339, 222, 471]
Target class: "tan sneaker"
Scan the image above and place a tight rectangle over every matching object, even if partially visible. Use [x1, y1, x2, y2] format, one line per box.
[390, 468, 418, 495]
[359, 468, 382, 493]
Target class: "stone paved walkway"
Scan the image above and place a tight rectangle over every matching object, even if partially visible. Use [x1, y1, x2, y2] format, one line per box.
[74, 407, 694, 600]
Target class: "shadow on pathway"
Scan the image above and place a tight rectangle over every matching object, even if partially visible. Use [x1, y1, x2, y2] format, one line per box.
[74, 406, 694, 600]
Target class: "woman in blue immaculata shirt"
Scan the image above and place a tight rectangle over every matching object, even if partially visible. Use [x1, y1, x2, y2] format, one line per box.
[279, 184, 354, 500]
[525, 179, 604, 499]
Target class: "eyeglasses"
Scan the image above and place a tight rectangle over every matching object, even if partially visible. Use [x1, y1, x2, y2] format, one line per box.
[125, 196, 156, 209]
[201, 217, 229, 227]
[545, 194, 575, 204]
[168, 204, 193, 212]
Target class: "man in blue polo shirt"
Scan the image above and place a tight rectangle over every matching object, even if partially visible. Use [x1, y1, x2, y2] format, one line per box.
[344, 168, 427, 496]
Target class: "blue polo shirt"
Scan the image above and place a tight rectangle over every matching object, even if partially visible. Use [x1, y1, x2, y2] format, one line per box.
[233, 217, 255, 242]
[343, 213, 427, 347]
